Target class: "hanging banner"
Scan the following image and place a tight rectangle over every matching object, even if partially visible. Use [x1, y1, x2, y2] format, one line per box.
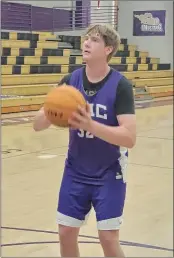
[133, 10, 166, 36]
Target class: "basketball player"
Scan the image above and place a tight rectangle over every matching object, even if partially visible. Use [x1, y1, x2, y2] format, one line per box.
[33, 24, 136, 257]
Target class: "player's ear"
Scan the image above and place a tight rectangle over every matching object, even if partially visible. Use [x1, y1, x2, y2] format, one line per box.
[105, 46, 113, 56]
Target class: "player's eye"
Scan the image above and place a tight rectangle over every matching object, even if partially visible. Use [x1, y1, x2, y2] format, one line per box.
[84, 36, 89, 41]
[91, 36, 99, 42]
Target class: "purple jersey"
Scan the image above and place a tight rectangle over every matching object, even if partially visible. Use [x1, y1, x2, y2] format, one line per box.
[64, 68, 128, 185]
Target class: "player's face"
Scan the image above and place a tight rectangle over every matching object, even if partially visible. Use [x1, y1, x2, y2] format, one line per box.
[82, 33, 112, 63]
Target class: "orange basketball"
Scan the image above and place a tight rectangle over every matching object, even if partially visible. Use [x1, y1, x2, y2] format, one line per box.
[43, 84, 86, 127]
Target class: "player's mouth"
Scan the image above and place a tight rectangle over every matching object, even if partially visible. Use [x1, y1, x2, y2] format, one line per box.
[83, 50, 91, 54]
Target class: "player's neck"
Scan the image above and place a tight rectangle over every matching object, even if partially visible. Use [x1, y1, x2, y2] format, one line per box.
[85, 62, 110, 83]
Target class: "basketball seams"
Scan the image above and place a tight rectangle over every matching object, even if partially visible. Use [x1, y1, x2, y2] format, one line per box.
[45, 94, 84, 111]
[60, 85, 86, 107]
[44, 85, 86, 127]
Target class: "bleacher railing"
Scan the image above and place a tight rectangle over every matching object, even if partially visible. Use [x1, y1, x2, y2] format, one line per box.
[1, 0, 118, 32]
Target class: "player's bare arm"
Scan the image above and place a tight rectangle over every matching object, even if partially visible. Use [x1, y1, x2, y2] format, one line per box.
[33, 107, 51, 131]
[89, 113, 136, 148]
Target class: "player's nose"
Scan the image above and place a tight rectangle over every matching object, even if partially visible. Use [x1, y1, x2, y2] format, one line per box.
[84, 37, 92, 47]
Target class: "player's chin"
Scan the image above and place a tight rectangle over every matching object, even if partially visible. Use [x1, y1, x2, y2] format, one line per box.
[82, 54, 92, 62]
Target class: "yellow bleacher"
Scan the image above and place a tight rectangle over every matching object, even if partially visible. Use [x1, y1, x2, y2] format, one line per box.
[1, 31, 173, 114]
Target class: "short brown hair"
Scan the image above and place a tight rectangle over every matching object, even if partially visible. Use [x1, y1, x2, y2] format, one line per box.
[84, 23, 120, 61]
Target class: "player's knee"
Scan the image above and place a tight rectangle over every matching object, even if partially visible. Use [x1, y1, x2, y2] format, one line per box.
[58, 224, 79, 242]
[98, 230, 120, 246]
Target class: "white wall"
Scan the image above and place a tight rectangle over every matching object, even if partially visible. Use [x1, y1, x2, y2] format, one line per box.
[90, 0, 115, 25]
[9, 0, 72, 9]
[118, 1, 173, 67]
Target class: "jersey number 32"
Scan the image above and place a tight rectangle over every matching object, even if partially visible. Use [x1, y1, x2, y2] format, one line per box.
[77, 129, 94, 138]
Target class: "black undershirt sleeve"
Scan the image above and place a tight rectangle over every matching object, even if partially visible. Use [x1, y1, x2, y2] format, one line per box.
[58, 73, 72, 86]
[114, 76, 135, 115]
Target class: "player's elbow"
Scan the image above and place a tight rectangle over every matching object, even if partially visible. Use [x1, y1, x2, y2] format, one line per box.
[33, 108, 51, 132]
[127, 134, 136, 148]
[33, 120, 50, 132]
[33, 124, 42, 132]
[33, 121, 42, 131]
[33, 118, 50, 132]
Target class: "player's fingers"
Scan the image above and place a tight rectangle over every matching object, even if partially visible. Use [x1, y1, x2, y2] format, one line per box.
[68, 118, 79, 129]
[71, 111, 85, 123]
[77, 105, 87, 116]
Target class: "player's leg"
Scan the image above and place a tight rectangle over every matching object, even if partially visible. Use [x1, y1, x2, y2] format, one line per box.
[98, 229, 125, 257]
[58, 224, 80, 257]
[57, 174, 92, 257]
[92, 176, 126, 257]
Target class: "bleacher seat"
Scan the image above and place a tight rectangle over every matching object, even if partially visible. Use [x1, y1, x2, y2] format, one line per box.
[1, 31, 173, 114]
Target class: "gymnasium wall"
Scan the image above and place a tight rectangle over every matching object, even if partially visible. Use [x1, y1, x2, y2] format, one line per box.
[55, 0, 118, 36]
[4, 0, 72, 9]
[117, 0, 173, 68]
[1, 0, 118, 35]
[1, 0, 90, 32]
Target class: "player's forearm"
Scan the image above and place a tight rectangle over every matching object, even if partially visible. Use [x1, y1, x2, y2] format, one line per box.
[88, 120, 136, 148]
[33, 107, 51, 131]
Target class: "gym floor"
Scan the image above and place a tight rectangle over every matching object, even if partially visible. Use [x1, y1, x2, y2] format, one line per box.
[1, 100, 173, 257]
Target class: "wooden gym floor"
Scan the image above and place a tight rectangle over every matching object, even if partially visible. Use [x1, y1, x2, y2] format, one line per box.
[1, 100, 173, 257]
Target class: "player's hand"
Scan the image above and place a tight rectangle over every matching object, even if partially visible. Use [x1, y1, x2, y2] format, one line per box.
[68, 103, 93, 131]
